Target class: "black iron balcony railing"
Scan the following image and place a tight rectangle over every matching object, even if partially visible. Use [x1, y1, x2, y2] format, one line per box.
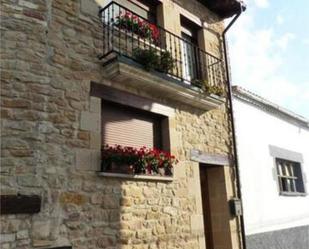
[99, 1, 224, 90]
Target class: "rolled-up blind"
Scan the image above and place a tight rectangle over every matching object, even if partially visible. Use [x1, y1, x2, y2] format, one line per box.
[102, 102, 160, 148]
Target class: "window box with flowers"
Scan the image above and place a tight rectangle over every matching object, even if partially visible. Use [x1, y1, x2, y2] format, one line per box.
[100, 145, 178, 180]
[115, 11, 160, 44]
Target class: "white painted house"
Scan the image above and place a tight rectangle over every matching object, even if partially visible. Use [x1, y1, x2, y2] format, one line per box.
[232, 86, 309, 249]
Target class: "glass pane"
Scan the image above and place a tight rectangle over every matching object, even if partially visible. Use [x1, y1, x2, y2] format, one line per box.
[290, 163, 295, 177]
[287, 179, 292, 192]
[277, 162, 283, 175]
[286, 163, 294, 177]
[281, 178, 288, 192]
[181, 33, 198, 83]
[284, 164, 291, 177]
[291, 179, 297, 192]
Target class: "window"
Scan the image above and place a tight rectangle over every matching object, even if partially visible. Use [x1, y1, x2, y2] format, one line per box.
[134, 0, 159, 24]
[117, 0, 159, 24]
[276, 158, 306, 195]
[101, 101, 163, 149]
[180, 16, 201, 83]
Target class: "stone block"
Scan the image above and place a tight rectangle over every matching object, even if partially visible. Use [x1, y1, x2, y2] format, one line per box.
[17, 230, 29, 240]
[32, 240, 53, 247]
[32, 220, 50, 239]
[146, 211, 160, 220]
[90, 96, 101, 113]
[90, 132, 101, 149]
[190, 214, 204, 234]
[59, 192, 86, 206]
[91, 193, 103, 204]
[18, 0, 38, 9]
[17, 175, 41, 187]
[136, 229, 152, 240]
[92, 149, 101, 171]
[80, 111, 100, 132]
[75, 149, 101, 171]
[124, 186, 143, 198]
[198, 236, 207, 249]
[163, 207, 177, 216]
[102, 195, 119, 209]
[81, 0, 100, 16]
[174, 164, 186, 179]
[188, 177, 199, 197]
[120, 197, 133, 207]
[0, 233, 15, 243]
[1, 243, 10, 249]
[75, 149, 91, 170]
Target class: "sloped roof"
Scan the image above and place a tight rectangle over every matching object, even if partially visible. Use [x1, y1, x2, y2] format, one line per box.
[232, 85, 309, 128]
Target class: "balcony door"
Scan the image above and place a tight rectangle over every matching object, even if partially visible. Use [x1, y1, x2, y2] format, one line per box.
[180, 21, 200, 84]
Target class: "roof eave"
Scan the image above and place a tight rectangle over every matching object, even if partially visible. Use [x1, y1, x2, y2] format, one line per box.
[199, 0, 246, 18]
[232, 85, 309, 128]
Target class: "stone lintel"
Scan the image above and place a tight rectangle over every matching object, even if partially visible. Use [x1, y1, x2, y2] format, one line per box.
[91, 82, 175, 117]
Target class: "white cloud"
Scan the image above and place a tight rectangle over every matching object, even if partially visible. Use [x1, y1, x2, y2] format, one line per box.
[276, 15, 284, 25]
[275, 33, 295, 50]
[254, 0, 269, 8]
[228, 6, 309, 118]
[303, 38, 309, 45]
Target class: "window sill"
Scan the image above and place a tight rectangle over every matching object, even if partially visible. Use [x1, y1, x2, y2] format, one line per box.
[279, 191, 307, 197]
[97, 172, 174, 182]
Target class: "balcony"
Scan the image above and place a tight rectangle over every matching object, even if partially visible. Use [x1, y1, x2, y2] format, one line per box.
[99, 2, 226, 110]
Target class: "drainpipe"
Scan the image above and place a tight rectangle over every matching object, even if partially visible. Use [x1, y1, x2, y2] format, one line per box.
[222, 2, 247, 249]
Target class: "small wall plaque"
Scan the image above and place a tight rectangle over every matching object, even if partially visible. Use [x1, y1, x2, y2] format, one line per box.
[0, 194, 41, 215]
[191, 149, 230, 166]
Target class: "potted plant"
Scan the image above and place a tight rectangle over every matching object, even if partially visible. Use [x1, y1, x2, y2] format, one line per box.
[158, 51, 175, 73]
[133, 48, 159, 71]
[192, 79, 225, 97]
[133, 48, 175, 73]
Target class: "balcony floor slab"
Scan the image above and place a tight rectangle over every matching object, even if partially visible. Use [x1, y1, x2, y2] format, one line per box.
[102, 55, 225, 111]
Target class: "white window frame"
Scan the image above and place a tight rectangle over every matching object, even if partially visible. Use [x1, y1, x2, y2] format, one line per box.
[276, 158, 306, 196]
[269, 145, 307, 197]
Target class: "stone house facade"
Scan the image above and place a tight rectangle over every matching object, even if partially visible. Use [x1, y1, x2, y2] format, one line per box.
[1, 0, 245, 248]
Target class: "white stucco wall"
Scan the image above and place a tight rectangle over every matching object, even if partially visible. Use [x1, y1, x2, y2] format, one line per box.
[233, 97, 309, 235]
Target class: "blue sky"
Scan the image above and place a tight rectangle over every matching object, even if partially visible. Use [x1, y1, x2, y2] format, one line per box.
[228, 0, 309, 118]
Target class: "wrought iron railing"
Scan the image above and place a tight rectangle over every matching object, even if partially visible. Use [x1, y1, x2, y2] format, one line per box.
[99, 1, 225, 89]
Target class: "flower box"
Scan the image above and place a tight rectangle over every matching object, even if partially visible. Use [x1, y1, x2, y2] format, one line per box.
[104, 162, 135, 175]
[115, 11, 159, 44]
[101, 145, 177, 177]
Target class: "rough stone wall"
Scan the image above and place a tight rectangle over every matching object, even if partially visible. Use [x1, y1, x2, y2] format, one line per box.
[0, 1, 241, 249]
